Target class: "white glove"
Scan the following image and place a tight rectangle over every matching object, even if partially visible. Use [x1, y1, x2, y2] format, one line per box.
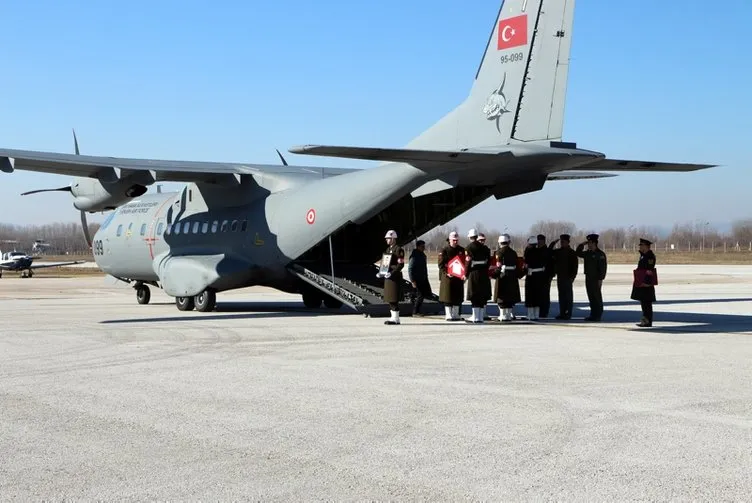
[384, 272, 391, 279]
[376, 272, 383, 278]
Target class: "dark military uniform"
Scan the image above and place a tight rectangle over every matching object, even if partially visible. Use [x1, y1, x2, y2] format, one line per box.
[465, 240, 492, 307]
[575, 236, 607, 321]
[631, 245, 656, 326]
[407, 245, 432, 316]
[523, 245, 548, 308]
[382, 243, 405, 308]
[539, 243, 554, 317]
[550, 236, 579, 319]
[438, 244, 466, 306]
[492, 246, 521, 308]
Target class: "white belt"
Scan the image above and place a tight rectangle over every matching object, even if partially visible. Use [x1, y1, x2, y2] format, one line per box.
[527, 267, 545, 275]
[471, 260, 487, 266]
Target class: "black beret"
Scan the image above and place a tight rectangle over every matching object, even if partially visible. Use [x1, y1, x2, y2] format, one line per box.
[416, 240, 425, 246]
[639, 238, 652, 246]
[537, 234, 546, 240]
[560, 234, 570, 240]
[586, 233, 599, 242]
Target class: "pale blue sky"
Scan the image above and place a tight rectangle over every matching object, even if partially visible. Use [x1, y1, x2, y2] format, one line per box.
[1, 0, 749, 235]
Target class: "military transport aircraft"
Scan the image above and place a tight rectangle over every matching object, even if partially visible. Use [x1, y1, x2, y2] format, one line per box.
[0, 0, 715, 315]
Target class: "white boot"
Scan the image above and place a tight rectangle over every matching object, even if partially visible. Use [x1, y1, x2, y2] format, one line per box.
[384, 310, 400, 325]
[445, 306, 453, 321]
[474, 307, 483, 323]
[453, 305, 461, 320]
[466, 307, 476, 323]
[503, 308, 513, 321]
[496, 304, 504, 322]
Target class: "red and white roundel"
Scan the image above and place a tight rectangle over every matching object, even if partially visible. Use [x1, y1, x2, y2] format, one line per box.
[306, 208, 316, 225]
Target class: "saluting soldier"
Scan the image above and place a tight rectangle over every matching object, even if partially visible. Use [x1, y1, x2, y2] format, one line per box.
[575, 233, 607, 321]
[492, 234, 521, 322]
[378, 229, 405, 325]
[631, 238, 657, 327]
[523, 236, 547, 320]
[548, 234, 579, 320]
[464, 228, 492, 323]
[438, 231, 466, 321]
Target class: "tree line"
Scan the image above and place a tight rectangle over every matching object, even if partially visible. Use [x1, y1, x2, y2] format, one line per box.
[0, 222, 100, 255]
[417, 219, 752, 253]
[1, 218, 752, 256]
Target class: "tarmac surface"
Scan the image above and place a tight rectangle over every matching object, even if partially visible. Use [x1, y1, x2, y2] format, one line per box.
[1, 264, 751, 499]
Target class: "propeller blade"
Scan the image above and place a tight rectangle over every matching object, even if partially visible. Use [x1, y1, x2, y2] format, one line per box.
[276, 149, 289, 166]
[80, 210, 92, 248]
[73, 128, 80, 155]
[72, 128, 92, 249]
[20, 186, 72, 196]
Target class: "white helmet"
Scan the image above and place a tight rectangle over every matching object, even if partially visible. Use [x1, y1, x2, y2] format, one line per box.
[498, 234, 510, 244]
[384, 230, 397, 239]
[448, 231, 459, 240]
[467, 228, 478, 238]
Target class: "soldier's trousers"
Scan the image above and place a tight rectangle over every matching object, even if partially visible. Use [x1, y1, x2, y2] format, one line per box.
[640, 300, 653, 323]
[540, 277, 552, 317]
[556, 277, 574, 319]
[585, 277, 603, 320]
[412, 279, 432, 314]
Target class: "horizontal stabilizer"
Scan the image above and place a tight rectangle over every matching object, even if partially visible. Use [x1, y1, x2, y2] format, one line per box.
[289, 144, 513, 167]
[579, 158, 716, 172]
[548, 171, 618, 181]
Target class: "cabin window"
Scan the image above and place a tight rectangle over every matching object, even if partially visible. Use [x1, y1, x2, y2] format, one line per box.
[201, 222, 208, 234]
[157, 222, 164, 235]
[221, 220, 228, 232]
[188, 189, 192, 202]
[116, 224, 123, 237]
[192, 221, 200, 234]
[140, 223, 147, 236]
[211, 221, 218, 233]
[241, 220, 248, 232]
[174, 223, 180, 234]
[183, 221, 190, 234]
[231, 220, 238, 232]
[127, 223, 133, 237]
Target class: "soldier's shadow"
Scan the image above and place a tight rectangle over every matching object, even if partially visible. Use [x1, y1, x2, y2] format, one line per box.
[555, 299, 752, 334]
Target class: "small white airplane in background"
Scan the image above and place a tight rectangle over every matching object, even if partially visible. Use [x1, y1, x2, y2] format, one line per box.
[0, 240, 84, 278]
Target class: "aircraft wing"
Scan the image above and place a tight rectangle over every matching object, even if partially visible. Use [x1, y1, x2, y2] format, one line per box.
[547, 171, 617, 180]
[29, 260, 86, 270]
[0, 148, 355, 183]
[289, 144, 514, 165]
[577, 158, 716, 172]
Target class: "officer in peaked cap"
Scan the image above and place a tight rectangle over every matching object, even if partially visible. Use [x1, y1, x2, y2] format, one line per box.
[378, 229, 405, 325]
[548, 233, 579, 319]
[464, 228, 492, 323]
[523, 236, 547, 320]
[438, 231, 466, 321]
[575, 233, 607, 321]
[492, 233, 521, 321]
[631, 238, 657, 327]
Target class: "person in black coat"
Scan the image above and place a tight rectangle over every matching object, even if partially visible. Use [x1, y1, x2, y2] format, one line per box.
[631, 238, 657, 327]
[408, 240, 432, 317]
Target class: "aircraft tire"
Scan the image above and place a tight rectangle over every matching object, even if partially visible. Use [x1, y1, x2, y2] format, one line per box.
[302, 290, 322, 308]
[136, 285, 151, 305]
[323, 296, 343, 309]
[176, 296, 195, 311]
[194, 289, 216, 312]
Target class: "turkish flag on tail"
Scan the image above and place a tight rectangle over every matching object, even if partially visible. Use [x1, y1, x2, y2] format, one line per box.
[497, 14, 528, 50]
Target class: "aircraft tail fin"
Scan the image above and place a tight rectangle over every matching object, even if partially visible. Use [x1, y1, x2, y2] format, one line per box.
[408, 0, 575, 150]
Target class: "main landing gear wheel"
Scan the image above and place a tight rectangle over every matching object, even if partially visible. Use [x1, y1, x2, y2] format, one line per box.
[323, 296, 343, 309]
[302, 290, 322, 308]
[194, 289, 216, 312]
[176, 296, 195, 311]
[136, 285, 151, 305]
